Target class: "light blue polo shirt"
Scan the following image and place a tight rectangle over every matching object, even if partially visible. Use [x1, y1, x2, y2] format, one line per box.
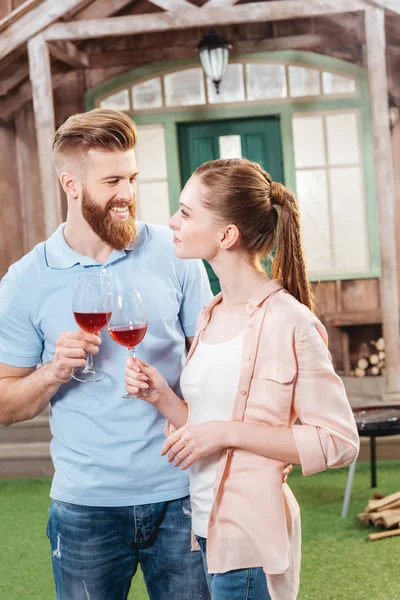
[0, 222, 213, 506]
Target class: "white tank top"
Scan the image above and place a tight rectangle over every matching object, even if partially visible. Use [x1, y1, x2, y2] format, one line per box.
[180, 329, 243, 538]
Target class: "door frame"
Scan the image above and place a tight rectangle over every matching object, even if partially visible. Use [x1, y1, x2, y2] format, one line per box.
[178, 115, 285, 187]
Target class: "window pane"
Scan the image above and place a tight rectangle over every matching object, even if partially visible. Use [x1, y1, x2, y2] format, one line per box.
[326, 113, 360, 166]
[323, 72, 356, 95]
[99, 89, 130, 111]
[296, 169, 333, 273]
[219, 135, 242, 159]
[132, 78, 163, 110]
[330, 166, 369, 272]
[164, 68, 205, 107]
[289, 66, 321, 97]
[245, 64, 287, 101]
[292, 116, 325, 168]
[135, 124, 167, 180]
[136, 181, 170, 227]
[207, 63, 245, 104]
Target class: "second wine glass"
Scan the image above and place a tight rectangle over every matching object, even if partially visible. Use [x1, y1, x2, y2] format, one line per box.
[108, 288, 148, 398]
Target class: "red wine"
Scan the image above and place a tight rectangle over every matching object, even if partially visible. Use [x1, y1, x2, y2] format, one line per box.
[74, 312, 111, 334]
[108, 324, 147, 348]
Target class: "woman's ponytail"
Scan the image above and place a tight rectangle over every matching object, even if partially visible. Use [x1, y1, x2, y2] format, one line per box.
[270, 181, 313, 311]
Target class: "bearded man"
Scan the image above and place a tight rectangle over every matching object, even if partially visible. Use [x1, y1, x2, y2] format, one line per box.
[0, 109, 212, 600]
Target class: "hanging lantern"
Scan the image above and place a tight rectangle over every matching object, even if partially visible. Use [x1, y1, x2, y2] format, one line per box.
[197, 30, 232, 95]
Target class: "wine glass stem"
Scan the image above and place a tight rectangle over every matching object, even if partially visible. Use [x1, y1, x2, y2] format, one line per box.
[87, 351, 94, 371]
[129, 347, 136, 360]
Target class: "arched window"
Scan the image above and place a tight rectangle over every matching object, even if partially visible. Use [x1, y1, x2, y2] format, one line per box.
[87, 52, 377, 282]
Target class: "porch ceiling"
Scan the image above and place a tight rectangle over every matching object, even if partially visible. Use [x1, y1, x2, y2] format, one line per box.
[0, 0, 399, 122]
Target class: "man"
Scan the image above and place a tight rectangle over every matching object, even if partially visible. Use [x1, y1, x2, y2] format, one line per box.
[0, 109, 212, 600]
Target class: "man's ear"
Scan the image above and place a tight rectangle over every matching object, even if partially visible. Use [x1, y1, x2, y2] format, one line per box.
[60, 172, 79, 200]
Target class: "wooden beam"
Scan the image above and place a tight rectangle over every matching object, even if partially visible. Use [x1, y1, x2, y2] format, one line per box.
[0, 0, 87, 62]
[43, 0, 366, 42]
[204, 0, 240, 7]
[0, 0, 42, 34]
[0, 65, 30, 96]
[0, 71, 74, 122]
[48, 41, 89, 68]
[146, 0, 197, 8]
[363, 0, 400, 17]
[365, 6, 400, 398]
[73, 0, 136, 20]
[27, 35, 62, 237]
[88, 33, 357, 67]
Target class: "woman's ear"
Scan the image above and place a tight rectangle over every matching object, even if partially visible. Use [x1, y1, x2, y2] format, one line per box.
[60, 172, 79, 200]
[220, 224, 240, 249]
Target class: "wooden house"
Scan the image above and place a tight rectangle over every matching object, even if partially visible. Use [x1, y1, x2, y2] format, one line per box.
[0, 0, 399, 386]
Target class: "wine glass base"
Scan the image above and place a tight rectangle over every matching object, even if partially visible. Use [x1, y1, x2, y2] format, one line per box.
[72, 367, 106, 383]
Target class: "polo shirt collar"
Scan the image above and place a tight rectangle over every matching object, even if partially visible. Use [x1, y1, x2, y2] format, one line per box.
[44, 221, 148, 269]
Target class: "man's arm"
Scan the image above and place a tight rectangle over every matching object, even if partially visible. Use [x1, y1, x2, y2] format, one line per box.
[0, 363, 62, 426]
[0, 330, 101, 427]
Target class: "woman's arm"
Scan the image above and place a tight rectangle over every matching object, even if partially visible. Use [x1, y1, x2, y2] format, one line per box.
[162, 318, 359, 472]
[226, 422, 300, 464]
[125, 357, 188, 430]
[161, 420, 300, 469]
[291, 319, 359, 475]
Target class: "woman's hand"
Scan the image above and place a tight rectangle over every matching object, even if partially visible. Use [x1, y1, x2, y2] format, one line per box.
[282, 463, 293, 483]
[161, 421, 229, 469]
[125, 357, 170, 404]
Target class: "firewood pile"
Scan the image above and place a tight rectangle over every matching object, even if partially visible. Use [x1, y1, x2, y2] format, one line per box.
[350, 337, 386, 377]
[358, 491, 400, 541]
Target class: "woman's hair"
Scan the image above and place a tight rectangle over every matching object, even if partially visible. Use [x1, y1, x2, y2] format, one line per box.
[53, 108, 137, 174]
[194, 158, 313, 311]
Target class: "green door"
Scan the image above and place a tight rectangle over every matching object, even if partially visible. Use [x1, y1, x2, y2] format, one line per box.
[178, 117, 284, 294]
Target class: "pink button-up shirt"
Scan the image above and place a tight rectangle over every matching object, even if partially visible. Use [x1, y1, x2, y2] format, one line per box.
[169, 279, 359, 600]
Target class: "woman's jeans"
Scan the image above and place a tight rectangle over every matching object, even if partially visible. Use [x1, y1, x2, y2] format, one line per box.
[196, 535, 272, 600]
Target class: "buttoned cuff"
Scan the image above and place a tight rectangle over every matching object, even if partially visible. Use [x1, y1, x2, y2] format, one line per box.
[293, 424, 327, 476]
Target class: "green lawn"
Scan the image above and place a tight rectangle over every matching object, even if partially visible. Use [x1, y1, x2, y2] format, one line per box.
[1, 461, 399, 599]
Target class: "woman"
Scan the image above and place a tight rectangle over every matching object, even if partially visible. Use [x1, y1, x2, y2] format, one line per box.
[124, 158, 359, 600]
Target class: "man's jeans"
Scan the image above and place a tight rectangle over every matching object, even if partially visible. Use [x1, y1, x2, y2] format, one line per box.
[196, 536, 272, 600]
[47, 496, 209, 600]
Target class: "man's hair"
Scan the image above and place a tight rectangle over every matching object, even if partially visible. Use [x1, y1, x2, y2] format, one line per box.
[53, 108, 137, 174]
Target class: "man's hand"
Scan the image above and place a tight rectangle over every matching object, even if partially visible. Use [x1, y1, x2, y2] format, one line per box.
[48, 330, 101, 384]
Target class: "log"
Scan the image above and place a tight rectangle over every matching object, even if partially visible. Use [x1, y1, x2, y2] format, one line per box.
[368, 366, 380, 376]
[366, 491, 400, 512]
[357, 358, 369, 370]
[370, 354, 379, 365]
[368, 528, 400, 541]
[376, 337, 385, 351]
[354, 367, 366, 377]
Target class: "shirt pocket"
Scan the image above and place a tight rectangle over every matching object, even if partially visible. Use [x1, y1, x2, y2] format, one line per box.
[253, 360, 296, 384]
[247, 360, 297, 426]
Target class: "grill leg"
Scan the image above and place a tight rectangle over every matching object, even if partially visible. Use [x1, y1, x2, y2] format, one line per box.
[370, 436, 377, 488]
[342, 460, 357, 517]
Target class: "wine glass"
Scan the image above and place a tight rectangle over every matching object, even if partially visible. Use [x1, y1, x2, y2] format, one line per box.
[72, 273, 113, 383]
[108, 288, 148, 398]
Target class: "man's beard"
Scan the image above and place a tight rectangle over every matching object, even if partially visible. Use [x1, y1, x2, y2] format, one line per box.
[81, 187, 137, 251]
